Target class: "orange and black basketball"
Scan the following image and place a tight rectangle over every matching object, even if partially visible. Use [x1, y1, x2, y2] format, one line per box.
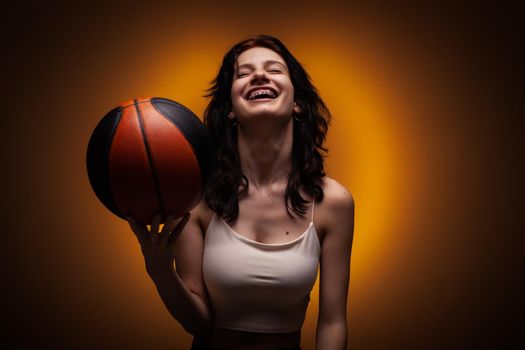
[86, 97, 213, 225]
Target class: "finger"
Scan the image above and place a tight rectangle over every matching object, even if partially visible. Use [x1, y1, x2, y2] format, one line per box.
[160, 214, 177, 246]
[150, 212, 163, 234]
[167, 213, 191, 245]
[162, 214, 179, 235]
[163, 212, 190, 235]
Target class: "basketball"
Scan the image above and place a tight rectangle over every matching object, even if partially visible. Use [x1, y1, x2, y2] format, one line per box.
[86, 97, 213, 225]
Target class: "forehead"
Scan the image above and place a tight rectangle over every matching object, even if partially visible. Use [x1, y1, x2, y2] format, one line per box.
[236, 47, 286, 66]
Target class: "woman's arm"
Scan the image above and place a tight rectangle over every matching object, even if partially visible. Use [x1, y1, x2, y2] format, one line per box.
[128, 201, 213, 336]
[316, 180, 355, 350]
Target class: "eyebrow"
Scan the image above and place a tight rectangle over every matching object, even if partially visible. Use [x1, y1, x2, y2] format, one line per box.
[236, 60, 288, 71]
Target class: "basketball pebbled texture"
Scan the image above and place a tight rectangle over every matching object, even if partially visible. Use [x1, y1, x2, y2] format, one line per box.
[86, 97, 213, 225]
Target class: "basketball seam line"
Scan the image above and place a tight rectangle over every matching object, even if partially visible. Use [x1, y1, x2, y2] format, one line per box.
[134, 99, 166, 219]
[151, 99, 210, 189]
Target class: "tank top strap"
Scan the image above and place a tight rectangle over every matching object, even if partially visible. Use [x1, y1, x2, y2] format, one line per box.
[311, 200, 315, 223]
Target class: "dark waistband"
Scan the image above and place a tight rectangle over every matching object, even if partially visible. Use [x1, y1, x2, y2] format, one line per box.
[191, 335, 301, 350]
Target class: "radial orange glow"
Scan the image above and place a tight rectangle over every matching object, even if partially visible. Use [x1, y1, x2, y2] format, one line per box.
[95, 28, 407, 349]
[6, 2, 516, 349]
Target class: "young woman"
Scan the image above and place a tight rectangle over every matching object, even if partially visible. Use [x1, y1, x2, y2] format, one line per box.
[128, 35, 354, 350]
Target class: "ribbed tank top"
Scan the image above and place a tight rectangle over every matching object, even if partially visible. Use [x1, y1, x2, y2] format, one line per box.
[202, 202, 321, 333]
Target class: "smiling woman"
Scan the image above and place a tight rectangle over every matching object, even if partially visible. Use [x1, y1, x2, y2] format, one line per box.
[230, 47, 300, 125]
[127, 35, 354, 350]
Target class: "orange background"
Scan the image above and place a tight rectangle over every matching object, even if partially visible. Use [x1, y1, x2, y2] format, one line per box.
[2, 1, 522, 349]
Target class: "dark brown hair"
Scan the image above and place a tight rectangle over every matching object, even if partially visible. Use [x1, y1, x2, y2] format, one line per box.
[204, 34, 331, 222]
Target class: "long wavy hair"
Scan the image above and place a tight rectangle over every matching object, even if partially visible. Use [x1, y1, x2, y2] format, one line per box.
[204, 34, 331, 222]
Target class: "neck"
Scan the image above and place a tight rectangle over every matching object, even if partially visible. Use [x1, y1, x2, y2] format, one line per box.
[236, 118, 294, 191]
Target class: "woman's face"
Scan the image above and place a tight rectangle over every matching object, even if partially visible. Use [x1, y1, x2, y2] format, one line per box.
[230, 47, 296, 122]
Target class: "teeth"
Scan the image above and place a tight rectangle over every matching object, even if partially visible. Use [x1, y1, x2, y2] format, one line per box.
[248, 89, 276, 100]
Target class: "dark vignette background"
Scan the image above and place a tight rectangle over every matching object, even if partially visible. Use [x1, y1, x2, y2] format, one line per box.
[1, 1, 523, 349]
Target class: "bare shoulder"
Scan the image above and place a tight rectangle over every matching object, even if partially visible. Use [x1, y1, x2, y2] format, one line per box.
[190, 198, 215, 237]
[321, 176, 354, 211]
[316, 177, 354, 241]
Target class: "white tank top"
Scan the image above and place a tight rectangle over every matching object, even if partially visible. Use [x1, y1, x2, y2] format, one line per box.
[202, 202, 321, 333]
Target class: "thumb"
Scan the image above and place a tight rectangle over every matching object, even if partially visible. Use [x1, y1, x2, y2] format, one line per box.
[167, 213, 191, 245]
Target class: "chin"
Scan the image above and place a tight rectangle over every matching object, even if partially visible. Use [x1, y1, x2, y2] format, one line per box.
[244, 108, 291, 119]
[241, 106, 293, 119]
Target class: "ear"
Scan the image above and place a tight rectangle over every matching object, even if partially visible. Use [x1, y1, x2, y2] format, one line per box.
[293, 102, 301, 114]
[228, 111, 235, 119]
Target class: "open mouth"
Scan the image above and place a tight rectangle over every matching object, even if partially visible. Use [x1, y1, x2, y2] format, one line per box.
[246, 88, 279, 101]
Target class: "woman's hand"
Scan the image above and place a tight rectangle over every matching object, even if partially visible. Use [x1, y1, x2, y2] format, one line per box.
[127, 213, 191, 278]
[127, 211, 212, 333]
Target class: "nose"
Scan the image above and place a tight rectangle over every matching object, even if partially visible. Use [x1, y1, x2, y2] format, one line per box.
[250, 68, 269, 84]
